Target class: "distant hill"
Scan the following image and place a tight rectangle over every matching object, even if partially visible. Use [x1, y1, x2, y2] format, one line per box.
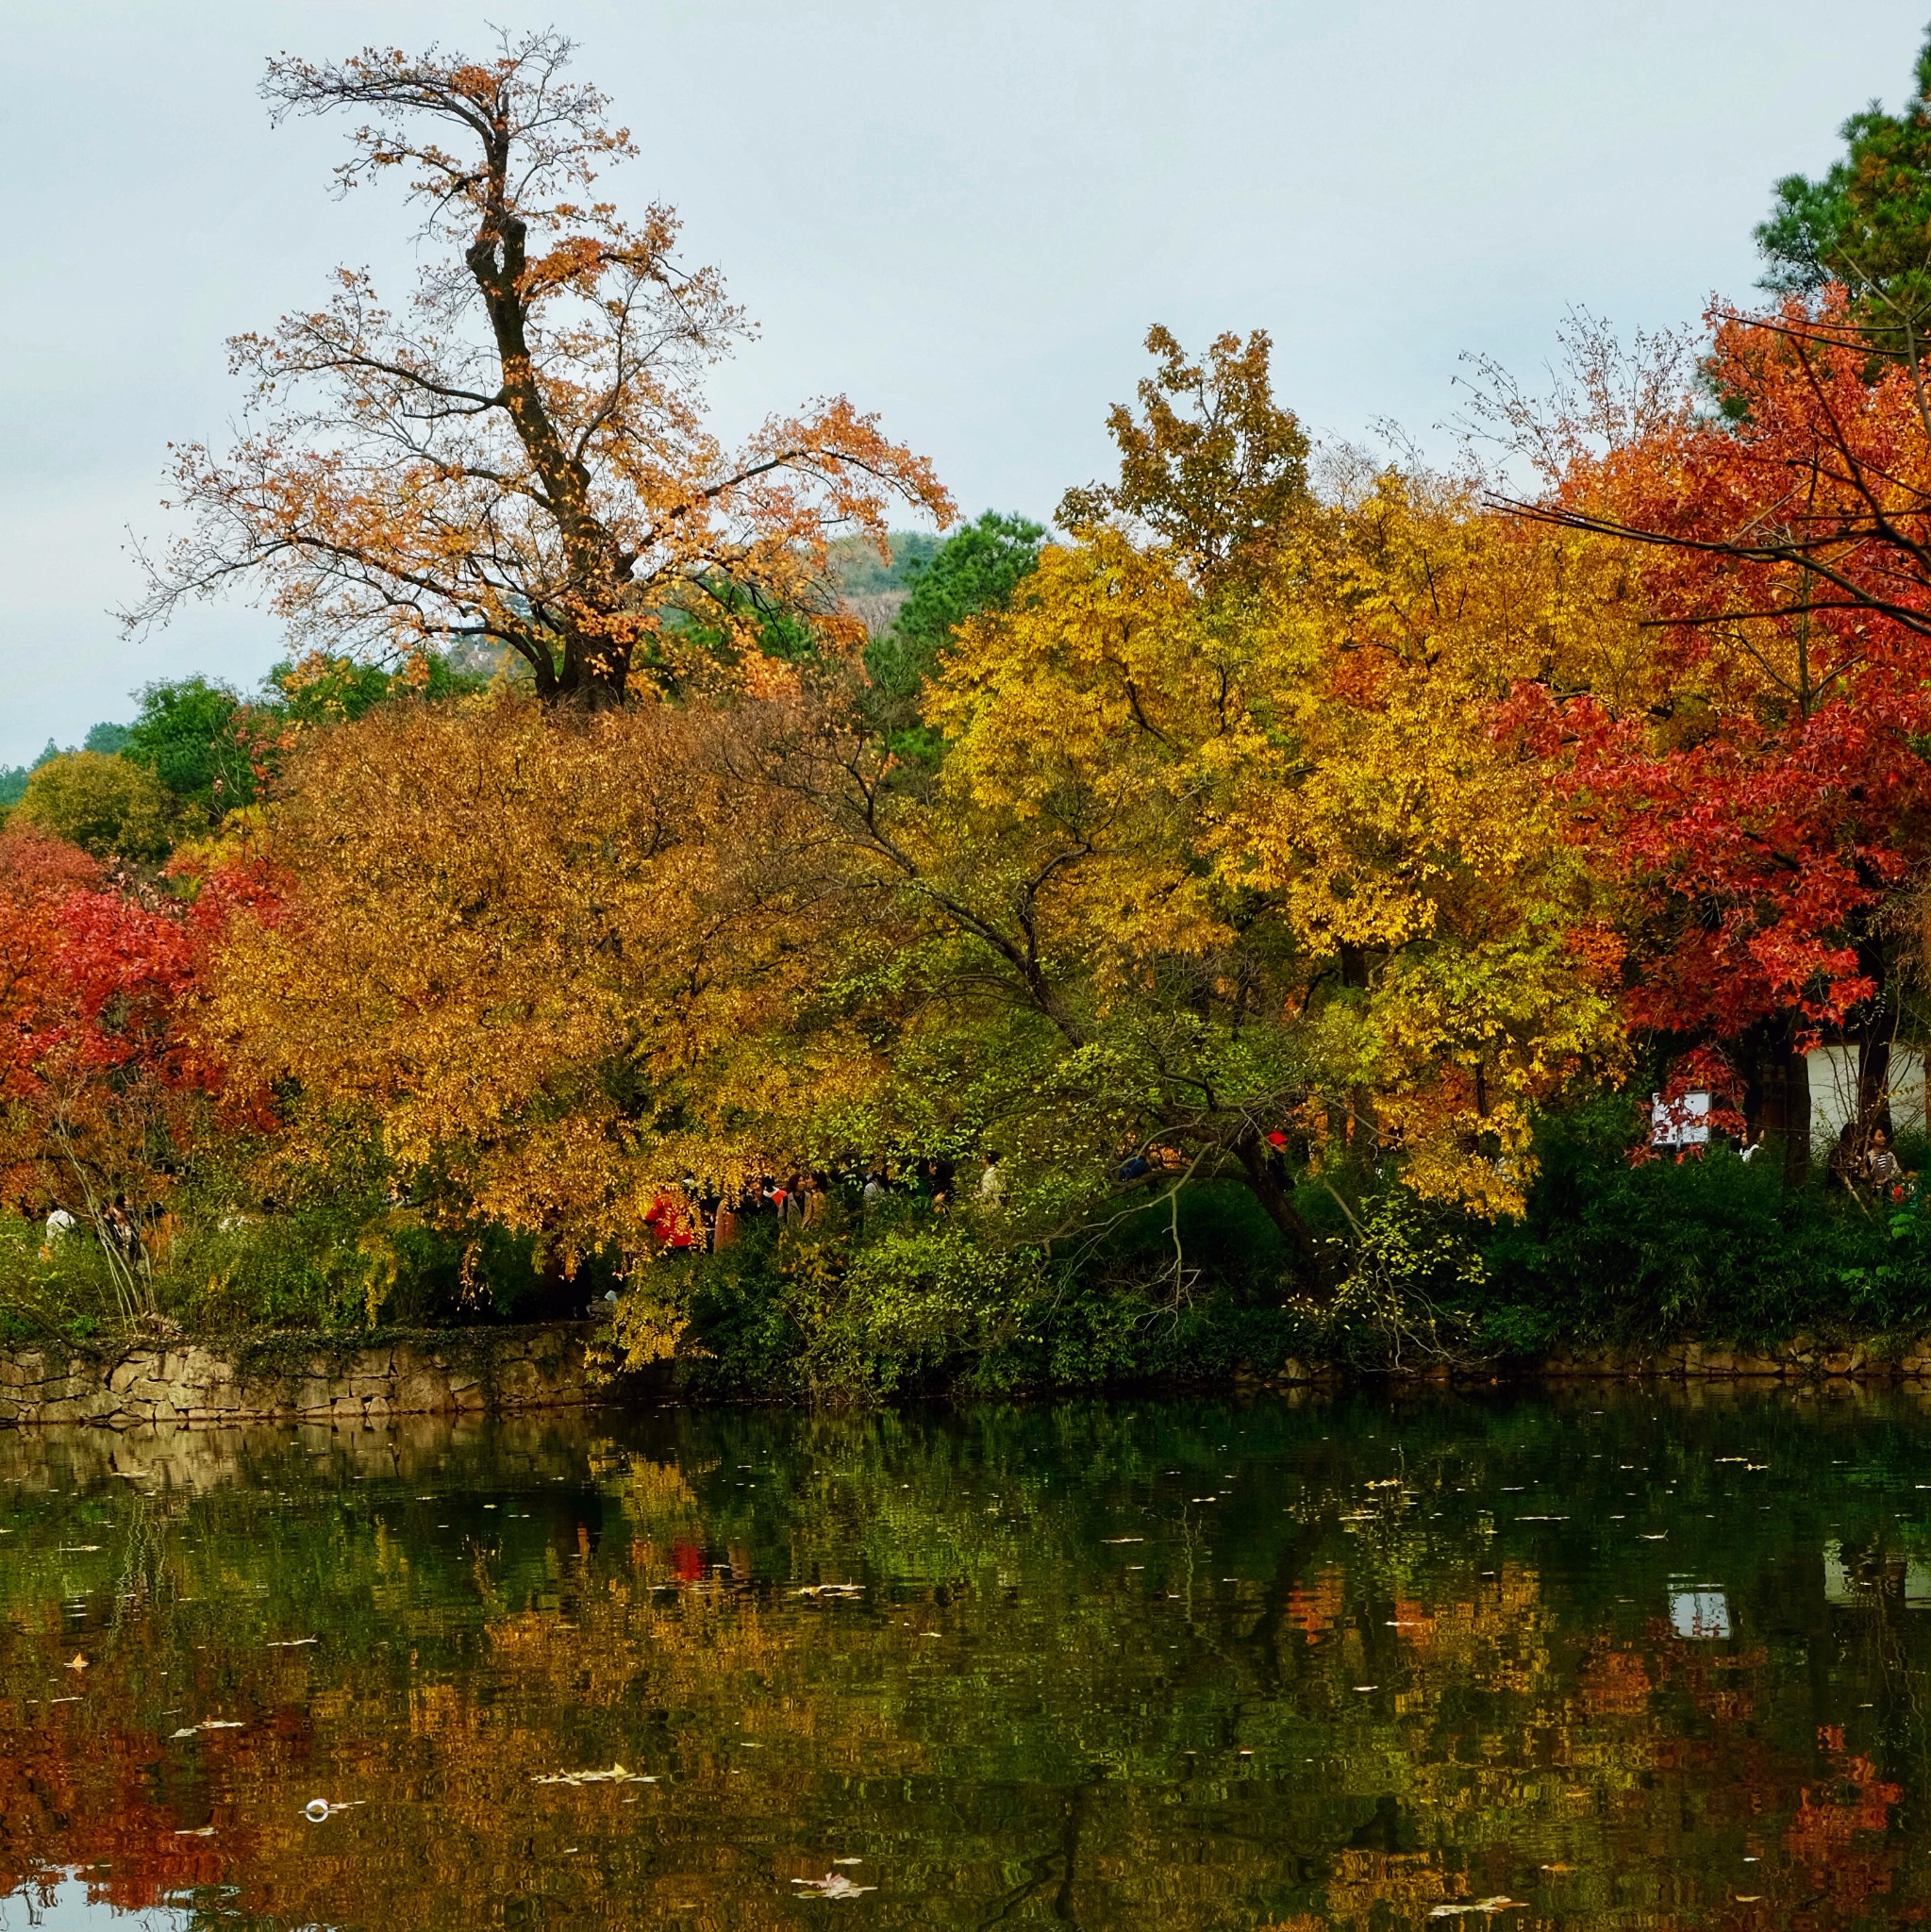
[828, 531, 942, 638]
[828, 531, 942, 594]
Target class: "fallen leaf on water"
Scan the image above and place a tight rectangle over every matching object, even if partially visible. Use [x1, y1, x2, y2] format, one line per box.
[531, 1763, 657, 1786]
[174, 1826, 215, 1838]
[1427, 1900, 1527, 1919]
[1736, 1896, 1763, 1904]
[832, 1857, 863, 1866]
[266, 1637, 319, 1648]
[1102, 1537, 1145, 1544]
[65, 1655, 87, 1673]
[792, 1873, 877, 1899]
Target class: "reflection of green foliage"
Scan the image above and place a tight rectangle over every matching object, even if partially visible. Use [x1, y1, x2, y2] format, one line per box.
[4, 1396, 1931, 1926]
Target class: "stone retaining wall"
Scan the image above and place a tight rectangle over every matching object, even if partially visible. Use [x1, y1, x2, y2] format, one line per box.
[0, 1324, 598, 1428]
[1244, 1333, 1931, 1389]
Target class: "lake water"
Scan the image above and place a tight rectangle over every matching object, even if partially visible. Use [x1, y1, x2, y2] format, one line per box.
[1, 1387, 1928, 1928]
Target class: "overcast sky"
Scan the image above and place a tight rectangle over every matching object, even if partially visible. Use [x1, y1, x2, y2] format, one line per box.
[0, 0, 1922, 763]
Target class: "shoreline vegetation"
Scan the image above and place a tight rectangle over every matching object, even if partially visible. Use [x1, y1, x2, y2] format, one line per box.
[17, 31, 1931, 1402]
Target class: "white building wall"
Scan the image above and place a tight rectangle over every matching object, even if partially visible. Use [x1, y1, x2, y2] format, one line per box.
[1808, 1042, 1927, 1144]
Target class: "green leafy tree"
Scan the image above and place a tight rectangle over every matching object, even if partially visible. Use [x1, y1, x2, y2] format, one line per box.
[1757, 27, 1931, 351]
[0, 741, 58, 812]
[270, 650, 490, 725]
[81, 722, 132, 756]
[864, 512, 1045, 706]
[13, 751, 175, 862]
[124, 676, 260, 824]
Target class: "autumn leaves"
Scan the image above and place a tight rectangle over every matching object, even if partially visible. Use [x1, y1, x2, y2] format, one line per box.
[22, 28, 1931, 1321]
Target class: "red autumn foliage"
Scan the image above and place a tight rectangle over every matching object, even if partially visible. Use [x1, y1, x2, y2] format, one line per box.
[1504, 292, 1931, 1140]
[0, 825, 279, 1215]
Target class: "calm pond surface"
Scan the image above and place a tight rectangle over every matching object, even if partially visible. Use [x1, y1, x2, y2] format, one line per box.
[2, 1388, 1930, 1929]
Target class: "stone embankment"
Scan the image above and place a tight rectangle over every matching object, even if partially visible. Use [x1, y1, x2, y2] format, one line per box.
[1246, 1334, 1931, 1388]
[0, 1324, 596, 1428]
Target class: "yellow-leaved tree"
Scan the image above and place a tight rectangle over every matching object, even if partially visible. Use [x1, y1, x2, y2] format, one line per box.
[206, 329, 1625, 1314]
[201, 694, 863, 1257]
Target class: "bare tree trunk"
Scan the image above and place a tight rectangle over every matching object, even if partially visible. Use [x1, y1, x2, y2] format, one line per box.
[1856, 932, 1894, 1138]
[1779, 1033, 1812, 1189]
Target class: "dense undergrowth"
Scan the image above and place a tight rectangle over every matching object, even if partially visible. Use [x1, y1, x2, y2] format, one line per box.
[6, 1089, 1930, 1398]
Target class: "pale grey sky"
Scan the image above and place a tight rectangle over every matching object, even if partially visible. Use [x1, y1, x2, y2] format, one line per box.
[0, 0, 1921, 762]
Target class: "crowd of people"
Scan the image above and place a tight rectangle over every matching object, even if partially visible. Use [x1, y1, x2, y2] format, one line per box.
[643, 1156, 975, 1256]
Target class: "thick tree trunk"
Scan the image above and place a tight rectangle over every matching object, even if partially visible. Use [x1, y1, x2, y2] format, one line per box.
[1235, 1134, 1331, 1299]
[1777, 1033, 1811, 1189]
[1756, 1023, 1806, 1185]
[1859, 1030, 1893, 1140]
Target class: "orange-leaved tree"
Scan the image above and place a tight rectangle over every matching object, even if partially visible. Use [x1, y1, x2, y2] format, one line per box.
[198, 693, 857, 1257]
[128, 31, 953, 703]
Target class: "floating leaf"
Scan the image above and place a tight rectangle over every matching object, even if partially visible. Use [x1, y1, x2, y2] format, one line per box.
[792, 1873, 877, 1899]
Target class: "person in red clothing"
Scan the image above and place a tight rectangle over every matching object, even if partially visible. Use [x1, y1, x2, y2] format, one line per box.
[643, 1193, 696, 1250]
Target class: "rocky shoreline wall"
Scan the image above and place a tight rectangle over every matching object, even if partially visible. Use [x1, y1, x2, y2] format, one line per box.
[0, 1324, 598, 1428]
[1254, 1333, 1931, 1389]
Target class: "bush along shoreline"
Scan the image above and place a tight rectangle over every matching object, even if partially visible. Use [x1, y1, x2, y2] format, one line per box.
[11, 1089, 1931, 1407]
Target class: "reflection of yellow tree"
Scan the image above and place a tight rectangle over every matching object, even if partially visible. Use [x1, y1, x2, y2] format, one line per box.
[0, 1441, 1924, 1931]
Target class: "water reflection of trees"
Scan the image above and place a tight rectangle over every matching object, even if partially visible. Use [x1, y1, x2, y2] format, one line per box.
[1, 1393, 1930, 1926]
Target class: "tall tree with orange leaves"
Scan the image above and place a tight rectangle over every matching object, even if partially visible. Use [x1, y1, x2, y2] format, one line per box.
[128, 31, 952, 704]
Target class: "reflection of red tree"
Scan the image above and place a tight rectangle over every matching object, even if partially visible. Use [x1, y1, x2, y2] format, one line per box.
[1285, 1569, 1343, 1643]
[1782, 1728, 1905, 1919]
[1577, 1640, 1652, 1715]
[0, 1710, 256, 1909]
[671, 1541, 707, 1582]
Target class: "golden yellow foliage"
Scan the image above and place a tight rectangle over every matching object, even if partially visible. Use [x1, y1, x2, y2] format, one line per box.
[202, 693, 850, 1253]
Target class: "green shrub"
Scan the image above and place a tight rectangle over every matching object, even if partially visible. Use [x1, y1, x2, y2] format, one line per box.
[13, 751, 177, 862]
[1470, 1092, 1931, 1349]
